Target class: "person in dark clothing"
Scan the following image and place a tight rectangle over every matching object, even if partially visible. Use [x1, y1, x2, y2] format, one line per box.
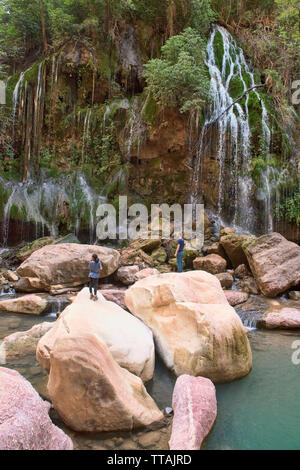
[89, 253, 103, 301]
[175, 237, 184, 273]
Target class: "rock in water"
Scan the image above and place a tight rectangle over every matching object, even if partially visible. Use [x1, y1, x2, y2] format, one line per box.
[0, 367, 73, 450]
[47, 335, 163, 432]
[262, 308, 300, 329]
[224, 291, 249, 307]
[0, 294, 47, 315]
[169, 375, 217, 450]
[37, 287, 155, 382]
[244, 233, 300, 297]
[193, 254, 227, 274]
[125, 271, 252, 383]
[16, 243, 120, 292]
[0, 322, 53, 361]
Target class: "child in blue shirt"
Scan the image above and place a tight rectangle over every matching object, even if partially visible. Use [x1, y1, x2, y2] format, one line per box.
[89, 254, 103, 301]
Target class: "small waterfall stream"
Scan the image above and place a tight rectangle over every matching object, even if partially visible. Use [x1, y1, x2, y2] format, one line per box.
[0, 173, 106, 246]
[191, 25, 277, 234]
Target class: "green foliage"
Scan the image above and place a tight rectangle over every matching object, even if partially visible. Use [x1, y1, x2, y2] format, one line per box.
[144, 28, 211, 113]
[275, 191, 300, 225]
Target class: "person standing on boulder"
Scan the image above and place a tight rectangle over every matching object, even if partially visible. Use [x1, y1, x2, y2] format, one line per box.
[175, 237, 184, 273]
[89, 254, 103, 301]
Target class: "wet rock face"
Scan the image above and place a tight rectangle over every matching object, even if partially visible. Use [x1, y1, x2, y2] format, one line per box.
[169, 375, 217, 450]
[16, 244, 120, 292]
[244, 233, 300, 297]
[125, 271, 252, 383]
[0, 367, 73, 450]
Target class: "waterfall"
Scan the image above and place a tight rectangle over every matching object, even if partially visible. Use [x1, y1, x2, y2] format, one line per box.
[191, 25, 274, 234]
[0, 173, 106, 246]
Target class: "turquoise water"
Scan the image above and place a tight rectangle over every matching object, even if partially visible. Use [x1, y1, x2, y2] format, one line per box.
[1, 310, 300, 450]
[204, 330, 300, 450]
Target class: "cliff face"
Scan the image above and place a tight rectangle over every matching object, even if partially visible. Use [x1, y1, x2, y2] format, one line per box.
[1, 14, 300, 245]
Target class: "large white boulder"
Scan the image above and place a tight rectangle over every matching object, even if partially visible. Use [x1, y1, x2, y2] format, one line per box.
[37, 287, 155, 382]
[125, 271, 252, 383]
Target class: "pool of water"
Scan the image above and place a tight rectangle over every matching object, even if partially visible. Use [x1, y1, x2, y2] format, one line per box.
[204, 329, 300, 450]
[1, 310, 300, 450]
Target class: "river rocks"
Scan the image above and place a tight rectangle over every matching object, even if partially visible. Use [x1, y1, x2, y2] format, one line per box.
[100, 289, 126, 309]
[237, 276, 259, 295]
[3, 270, 19, 282]
[47, 335, 163, 432]
[193, 254, 227, 274]
[0, 322, 53, 361]
[0, 294, 47, 315]
[289, 291, 300, 301]
[0, 367, 73, 450]
[203, 242, 227, 259]
[115, 265, 140, 285]
[220, 234, 253, 268]
[261, 308, 300, 329]
[134, 268, 160, 281]
[169, 375, 217, 450]
[215, 272, 234, 289]
[16, 244, 120, 292]
[224, 291, 249, 306]
[244, 233, 300, 297]
[37, 287, 155, 382]
[151, 247, 167, 266]
[125, 271, 252, 383]
[234, 264, 251, 279]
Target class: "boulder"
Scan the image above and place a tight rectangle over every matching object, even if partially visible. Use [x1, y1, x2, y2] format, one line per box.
[261, 308, 300, 329]
[224, 291, 249, 307]
[237, 276, 259, 295]
[193, 254, 227, 275]
[169, 375, 217, 450]
[0, 322, 53, 361]
[125, 271, 252, 383]
[203, 242, 227, 259]
[220, 234, 253, 268]
[3, 270, 19, 282]
[151, 247, 167, 266]
[0, 367, 73, 450]
[234, 264, 251, 279]
[0, 294, 47, 315]
[244, 233, 300, 297]
[47, 335, 163, 432]
[16, 244, 120, 292]
[115, 266, 140, 285]
[100, 289, 126, 309]
[16, 237, 55, 262]
[37, 287, 155, 382]
[134, 268, 160, 282]
[215, 272, 234, 289]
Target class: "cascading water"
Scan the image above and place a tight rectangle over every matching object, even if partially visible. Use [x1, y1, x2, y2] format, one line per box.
[0, 173, 106, 246]
[191, 25, 276, 235]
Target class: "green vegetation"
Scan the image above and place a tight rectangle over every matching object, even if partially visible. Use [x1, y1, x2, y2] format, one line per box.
[143, 28, 211, 113]
[275, 191, 300, 225]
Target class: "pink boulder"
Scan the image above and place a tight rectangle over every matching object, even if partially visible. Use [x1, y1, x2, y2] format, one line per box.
[0, 367, 73, 450]
[225, 290, 249, 306]
[263, 308, 300, 329]
[169, 375, 217, 450]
